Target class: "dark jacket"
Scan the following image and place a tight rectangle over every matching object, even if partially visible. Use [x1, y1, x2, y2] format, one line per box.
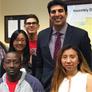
[36, 24, 92, 92]
[0, 70, 45, 92]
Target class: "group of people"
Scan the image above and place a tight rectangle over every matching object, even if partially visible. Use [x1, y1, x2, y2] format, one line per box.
[0, 0, 92, 92]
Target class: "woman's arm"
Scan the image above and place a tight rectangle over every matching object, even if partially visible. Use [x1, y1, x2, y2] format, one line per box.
[87, 74, 92, 92]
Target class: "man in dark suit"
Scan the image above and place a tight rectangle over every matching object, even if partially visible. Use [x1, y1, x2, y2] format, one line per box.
[35, 0, 92, 92]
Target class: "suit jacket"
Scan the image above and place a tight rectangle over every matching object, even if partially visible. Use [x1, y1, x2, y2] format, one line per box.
[36, 24, 92, 92]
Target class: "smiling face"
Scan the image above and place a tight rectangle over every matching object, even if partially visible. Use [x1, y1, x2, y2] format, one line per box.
[61, 48, 79, 73]
[13, 33, 26, 52]
[24, 18, 39, 34]
[49, 5, 67, 27]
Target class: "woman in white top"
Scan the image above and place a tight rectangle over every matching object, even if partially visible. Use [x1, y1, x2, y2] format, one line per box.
[50, 44, 92, 92]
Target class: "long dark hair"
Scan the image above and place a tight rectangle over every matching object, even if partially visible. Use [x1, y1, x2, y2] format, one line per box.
[9, 29, 30, 65]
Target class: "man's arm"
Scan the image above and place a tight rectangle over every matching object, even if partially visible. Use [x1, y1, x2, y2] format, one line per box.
[34, 34, 43, 81]
[80, 31, 92, 70]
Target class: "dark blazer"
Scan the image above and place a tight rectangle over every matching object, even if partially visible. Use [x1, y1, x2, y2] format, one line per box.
[36, 24, 92, 92]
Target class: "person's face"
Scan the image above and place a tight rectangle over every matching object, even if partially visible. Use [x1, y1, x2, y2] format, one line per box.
[49, 5, 67, 27]
[3, 52, 21, 76]
[24, 18, 39, 34]
[61, 48, 79, 73]
[13, 33, 26, 52]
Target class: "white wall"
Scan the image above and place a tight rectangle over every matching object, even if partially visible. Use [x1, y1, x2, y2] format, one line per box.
[1, 0, 51, 45]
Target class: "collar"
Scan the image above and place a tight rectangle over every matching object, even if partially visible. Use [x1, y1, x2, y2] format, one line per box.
[52, 23, 68, 35]
[2, 69, 27, 84]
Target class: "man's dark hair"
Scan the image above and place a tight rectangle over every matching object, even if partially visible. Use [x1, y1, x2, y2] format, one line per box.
[47, 0, 67, 14]
[24, 14, 39, 24]
[3, 51, 21, 63]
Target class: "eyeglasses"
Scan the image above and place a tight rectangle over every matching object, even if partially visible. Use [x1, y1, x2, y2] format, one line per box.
[26, 22, 38, 25]
[50, 9, 64, 14]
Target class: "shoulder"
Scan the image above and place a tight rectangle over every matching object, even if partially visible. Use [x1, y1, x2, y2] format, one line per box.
[87, 73, 92, 83]
[25, 74, 45, 92]
[68, 25, 90, 41]
[68, 24, 87, 34]
[38, 27, 51, 36]
[25, 73, 40, 84]
[87, 74, 92, 92]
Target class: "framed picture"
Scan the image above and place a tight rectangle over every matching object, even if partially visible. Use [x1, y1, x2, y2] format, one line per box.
[65, 0, 92, 5]
[4, 15, 28, 43]
[66, 0, 92, 45]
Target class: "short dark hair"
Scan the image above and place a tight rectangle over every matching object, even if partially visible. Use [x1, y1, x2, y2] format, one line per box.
[24, 14, 39, 24]
[47, 0, 67, 14]
[2, 51, 22, 67]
